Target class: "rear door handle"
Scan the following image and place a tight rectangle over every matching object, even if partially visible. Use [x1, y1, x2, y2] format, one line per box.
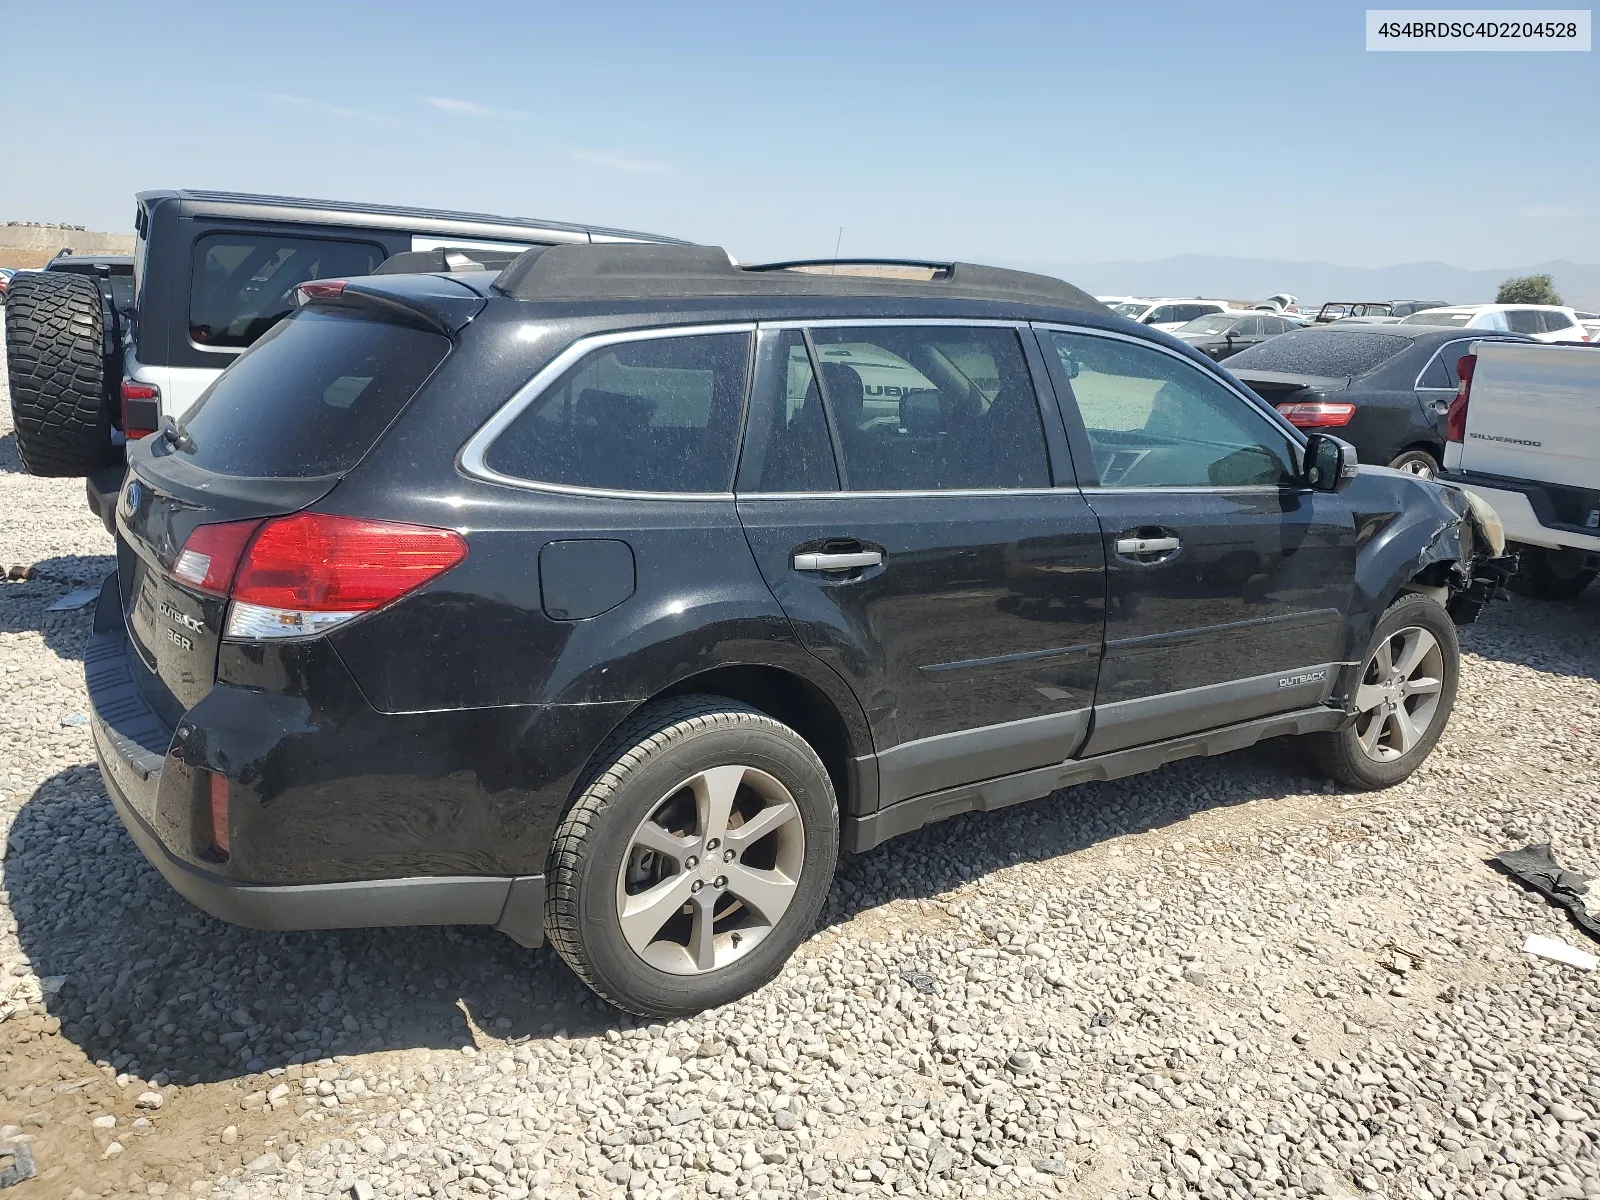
[1114, 536, 1180, 555]
[793, 550, 883, 571]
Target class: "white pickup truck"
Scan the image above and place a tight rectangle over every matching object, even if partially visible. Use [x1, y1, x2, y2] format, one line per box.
[1442, 339, 1600, 599]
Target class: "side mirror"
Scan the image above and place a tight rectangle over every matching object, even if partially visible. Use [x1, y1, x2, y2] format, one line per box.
[1302, 432, 1358, 493]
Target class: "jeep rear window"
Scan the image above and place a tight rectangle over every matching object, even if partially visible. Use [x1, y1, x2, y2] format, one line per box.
[174, 308, 449, 478]
[1226, 330, 1410, 377]
[189, 233, 385, 350]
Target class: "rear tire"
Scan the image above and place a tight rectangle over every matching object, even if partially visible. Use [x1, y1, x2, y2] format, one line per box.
[1387, 448, 1440, 479]
[4, 271, 118, 477]
[1303, 593, 1459, 790]
[1509, 544, 1598, 601]
[545, 696, 838, 1017]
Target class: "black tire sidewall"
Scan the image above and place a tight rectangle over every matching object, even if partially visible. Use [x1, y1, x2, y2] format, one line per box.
[1511, 544, 1598, 601]
[1336, 594, 1460, 787]
[4, 271, 116, 477]
[1388, 449, 1440, 477]
[562, 718, 838, 1015]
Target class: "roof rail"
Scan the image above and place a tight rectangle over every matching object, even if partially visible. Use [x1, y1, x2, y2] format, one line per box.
[493, 244, 1108, 313]
[746, 258, 955, 279]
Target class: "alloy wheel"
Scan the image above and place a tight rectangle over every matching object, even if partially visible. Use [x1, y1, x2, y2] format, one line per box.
[614, 764, 806, 974]
[1352, 625, 1445, 761]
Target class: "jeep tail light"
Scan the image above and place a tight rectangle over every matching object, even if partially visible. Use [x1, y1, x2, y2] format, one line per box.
[1275, 400, 1356, 428]
[207, 771, 230, 859]
[224, 513, 467, 639]
[173, 519, 266, 597]
[121, 381, 160, 439]
[297, 279, 347, 303]
[1446, 354, 1475, 444]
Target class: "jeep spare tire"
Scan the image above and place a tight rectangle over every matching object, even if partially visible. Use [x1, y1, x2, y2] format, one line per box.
[4, 270, 118, 476]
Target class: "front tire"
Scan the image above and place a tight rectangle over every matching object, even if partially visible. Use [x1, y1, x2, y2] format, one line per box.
[545, 696, 839, 1017]
[1304, 593, 1459, 789]
[1509, 544, 1597, 601]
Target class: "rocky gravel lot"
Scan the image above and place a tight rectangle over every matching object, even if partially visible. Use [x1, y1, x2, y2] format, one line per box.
[1, 342, 1598, 1200]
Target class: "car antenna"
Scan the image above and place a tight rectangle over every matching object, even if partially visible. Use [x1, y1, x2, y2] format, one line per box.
[831, 227, 843, 275]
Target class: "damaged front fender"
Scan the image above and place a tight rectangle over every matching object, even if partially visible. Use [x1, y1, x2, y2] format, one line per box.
[1331, 466, 1514, 704]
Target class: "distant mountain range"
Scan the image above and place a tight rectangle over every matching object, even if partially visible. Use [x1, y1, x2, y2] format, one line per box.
[1008, 255, 1600, 312]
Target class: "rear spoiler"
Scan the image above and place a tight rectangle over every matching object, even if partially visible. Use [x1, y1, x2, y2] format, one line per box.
[294, 273, 486, 335]
[1225, 370, 1351, 391]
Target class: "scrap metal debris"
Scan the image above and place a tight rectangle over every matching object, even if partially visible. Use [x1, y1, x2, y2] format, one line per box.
[0, 1141, 37, 1189]
[1378, 940, 1426, 975]
[1523, 933, 1598, 972]
[45, 586, 100, 612]
[899, 968, 937, 995]
[1492, 843, 1600, 944]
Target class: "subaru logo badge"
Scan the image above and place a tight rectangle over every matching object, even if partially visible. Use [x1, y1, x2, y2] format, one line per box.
[124, 479, 143, 515]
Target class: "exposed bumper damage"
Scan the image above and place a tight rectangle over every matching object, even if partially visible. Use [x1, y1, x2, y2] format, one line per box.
[1329, 468, 1515, 712]
[1432, 482, 1517, 626]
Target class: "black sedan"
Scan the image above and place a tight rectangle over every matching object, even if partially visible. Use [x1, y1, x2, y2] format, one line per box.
[1170, 311, 1298, 360]
[1225, 324, 1530, 477]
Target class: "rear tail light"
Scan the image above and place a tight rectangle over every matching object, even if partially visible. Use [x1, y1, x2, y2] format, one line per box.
[296, 279, 347, 303]
[1446, 353, 1475, 444]
[120, 381, 161, 439]
[206, 771, 230, 859]
[224, 513, 466, 638]
[1275, 400, 1356, 428]
[173, 519, 265, 596]
[173, 513, 466, 637]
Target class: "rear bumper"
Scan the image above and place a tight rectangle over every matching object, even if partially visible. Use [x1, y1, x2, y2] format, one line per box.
[101, 754, 544, 944]
[87, 573, 545, 945]
[1441, 469, 1600, 554]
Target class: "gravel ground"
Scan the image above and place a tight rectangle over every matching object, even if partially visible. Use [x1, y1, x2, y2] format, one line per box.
[1, 339, 1598, 1200]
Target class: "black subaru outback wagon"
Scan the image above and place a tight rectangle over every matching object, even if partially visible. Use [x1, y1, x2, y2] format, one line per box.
[89, 245, 1510, 1016]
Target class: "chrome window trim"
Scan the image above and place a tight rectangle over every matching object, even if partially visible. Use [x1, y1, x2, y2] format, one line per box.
[758, 317, 1025, 331]
[739, 487, 1068, 501]
[1030, 319, 1310, 446]
[1413, 336, 1496, 391]
[1082, 484, 1297, 496]
[457, 322, 756, 501]
[186, 340, 242, 357]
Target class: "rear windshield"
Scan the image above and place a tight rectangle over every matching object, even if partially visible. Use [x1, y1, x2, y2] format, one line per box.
[1226, 330, 1410, 377]
[175, 308, 449, 478]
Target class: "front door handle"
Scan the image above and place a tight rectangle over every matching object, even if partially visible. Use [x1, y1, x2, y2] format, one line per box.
[1114, 536, 1180, 555]
[793, 550, 883, 571]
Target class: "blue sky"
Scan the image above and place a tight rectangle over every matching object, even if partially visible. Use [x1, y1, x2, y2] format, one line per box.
[2, 1, 1595, 270]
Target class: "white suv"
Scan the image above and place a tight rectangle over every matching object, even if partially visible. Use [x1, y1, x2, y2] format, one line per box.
[1398, 304, 1590, 343]
[1111, 298, 1230, 332]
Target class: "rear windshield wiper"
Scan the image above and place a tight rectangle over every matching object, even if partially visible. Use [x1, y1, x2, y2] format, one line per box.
[157, 415, 195, 453]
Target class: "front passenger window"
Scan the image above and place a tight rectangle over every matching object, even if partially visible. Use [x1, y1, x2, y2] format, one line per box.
[1047, 330, 1297, 489]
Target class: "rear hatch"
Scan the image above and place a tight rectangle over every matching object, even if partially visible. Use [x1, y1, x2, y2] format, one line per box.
[117, 301, 456, 720]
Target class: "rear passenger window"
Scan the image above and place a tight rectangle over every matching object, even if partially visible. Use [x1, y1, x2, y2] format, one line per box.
[484, 332, 752, 494]
[1540, 311, 1574, 332]
[809, 326, 1049, 491]
[752, 332, 839, 492]
[1505, 309, 1542, 335]
[1417, 350, 1453, 389]
[189, 233, 385, 349]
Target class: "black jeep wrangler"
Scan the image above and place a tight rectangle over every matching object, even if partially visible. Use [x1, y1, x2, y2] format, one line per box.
[90, 244, 1511, 1016]
[2, 189, 681, 515]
